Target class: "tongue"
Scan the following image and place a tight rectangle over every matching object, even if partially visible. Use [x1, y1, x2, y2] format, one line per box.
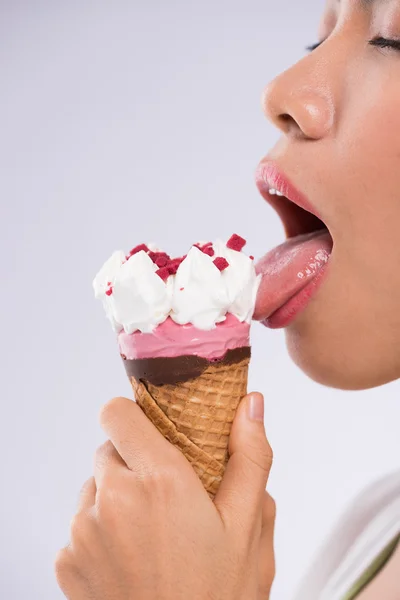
[254, 229, 333, 321]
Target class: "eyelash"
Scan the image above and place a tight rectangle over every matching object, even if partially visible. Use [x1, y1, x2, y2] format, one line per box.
[306, 36, 400, 53]
[369, 36, 400, 51]
[306, 41, 323, 52]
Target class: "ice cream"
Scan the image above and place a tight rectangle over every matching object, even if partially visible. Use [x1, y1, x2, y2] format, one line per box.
[119, 314, 250, 361]
[94, 234, 261, 497]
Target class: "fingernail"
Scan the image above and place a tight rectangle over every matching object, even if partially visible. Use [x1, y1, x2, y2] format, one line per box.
[248, 393, 265, 422]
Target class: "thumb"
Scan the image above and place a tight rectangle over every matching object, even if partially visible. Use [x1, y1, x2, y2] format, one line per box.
[215, 392, 273, 524]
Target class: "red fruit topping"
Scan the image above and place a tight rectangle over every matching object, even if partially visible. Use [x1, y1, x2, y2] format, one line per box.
[227, 234, 246, 252]
[128, 243, 149, 256]
[149, 251, 170, 264]
[156, 267, 170, 281]
[180, 287, 184, 291]
[250, 255, 254, 260]
[213, 257, 229, 271]
[193, 242, 215, 257]
[105, 287, 113, 296]
[166, 255, 186, 275]
[167, 263, 179, 275]
[155, 256, 168, 268]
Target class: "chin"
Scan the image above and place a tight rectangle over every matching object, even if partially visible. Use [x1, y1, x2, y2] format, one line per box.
[284, 319, 399, 392]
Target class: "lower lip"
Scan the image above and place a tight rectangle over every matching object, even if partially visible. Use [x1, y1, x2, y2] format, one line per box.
[263, 263, 330, 329]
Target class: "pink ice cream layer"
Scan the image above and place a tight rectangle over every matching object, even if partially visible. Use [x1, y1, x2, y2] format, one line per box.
[118, 313, 250, 361]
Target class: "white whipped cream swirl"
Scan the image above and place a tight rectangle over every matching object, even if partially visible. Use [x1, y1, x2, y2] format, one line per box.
[93, 239, 261, 333]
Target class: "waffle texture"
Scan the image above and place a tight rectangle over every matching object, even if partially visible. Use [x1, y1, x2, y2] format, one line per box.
[130, 356, 249, 498]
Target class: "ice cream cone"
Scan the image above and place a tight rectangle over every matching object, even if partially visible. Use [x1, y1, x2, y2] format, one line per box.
[93, 235, 260, 498]
[128, 353, 249, 498]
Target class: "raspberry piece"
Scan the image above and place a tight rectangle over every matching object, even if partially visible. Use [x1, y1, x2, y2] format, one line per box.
[165, 255, 186, 275]
[155, 256, 168, 268]
[167, 261, 180, 275]
[149, 251, 170, 264]
[128, 243, 149, 256]
[105, 286, 113, 296]
[193, 242, 215, 257]
[250, 255, 254, 260]
[213, 257, 229, 271]
[226, 234, 246, 252]
[156, 267, 170, 281]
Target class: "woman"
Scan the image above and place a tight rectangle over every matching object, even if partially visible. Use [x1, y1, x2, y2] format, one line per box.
[55, 0, 400, 598]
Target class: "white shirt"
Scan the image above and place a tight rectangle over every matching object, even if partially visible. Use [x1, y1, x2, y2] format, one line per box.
[293, 470, 400, 600]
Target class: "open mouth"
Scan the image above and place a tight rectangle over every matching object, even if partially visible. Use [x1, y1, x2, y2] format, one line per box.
[266, 189, 327, 238]
[256, 161, 329, 238]
[253, 161, 333, 328]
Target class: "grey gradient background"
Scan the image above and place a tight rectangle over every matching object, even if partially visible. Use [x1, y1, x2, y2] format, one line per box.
[1, 1, 400, 598]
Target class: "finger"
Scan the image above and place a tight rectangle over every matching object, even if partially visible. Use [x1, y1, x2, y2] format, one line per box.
[55, 546, 88, 599]
[258, 492, 276, 598]
[214, 392, 273, 528]
[76, 477, 97, 512]
[261, 491, 276, 535]
[93, 440, 126, 489]
[99, 396, 183, 473]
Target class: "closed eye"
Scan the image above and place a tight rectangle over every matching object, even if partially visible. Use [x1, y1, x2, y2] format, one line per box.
[306, 36, 400, 54]
[369, 36, 400, 52]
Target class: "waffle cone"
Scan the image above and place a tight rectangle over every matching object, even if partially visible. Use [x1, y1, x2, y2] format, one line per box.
[129, 355, 249, 498]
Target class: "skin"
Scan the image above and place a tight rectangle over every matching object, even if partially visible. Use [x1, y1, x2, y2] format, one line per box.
[55, 394, 276, 599]
[56, 0, 400, 597]
[357, 542, 400, 599]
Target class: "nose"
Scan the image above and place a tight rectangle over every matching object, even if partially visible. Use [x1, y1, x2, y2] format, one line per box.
[262, 52, 335, 141]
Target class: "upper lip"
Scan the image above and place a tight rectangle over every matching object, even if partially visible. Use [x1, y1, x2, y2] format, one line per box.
[255, 161, 327, 238]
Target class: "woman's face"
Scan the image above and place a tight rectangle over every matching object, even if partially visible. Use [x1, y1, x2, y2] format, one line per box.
[254, 0, 400, 390]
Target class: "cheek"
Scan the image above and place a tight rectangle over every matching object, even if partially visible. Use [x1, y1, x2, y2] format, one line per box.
[340, 63, 400, 199]
[333, 72, 400, 273]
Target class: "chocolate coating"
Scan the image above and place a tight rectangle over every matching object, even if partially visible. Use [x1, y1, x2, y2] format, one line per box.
[122, 346, 251, 385]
